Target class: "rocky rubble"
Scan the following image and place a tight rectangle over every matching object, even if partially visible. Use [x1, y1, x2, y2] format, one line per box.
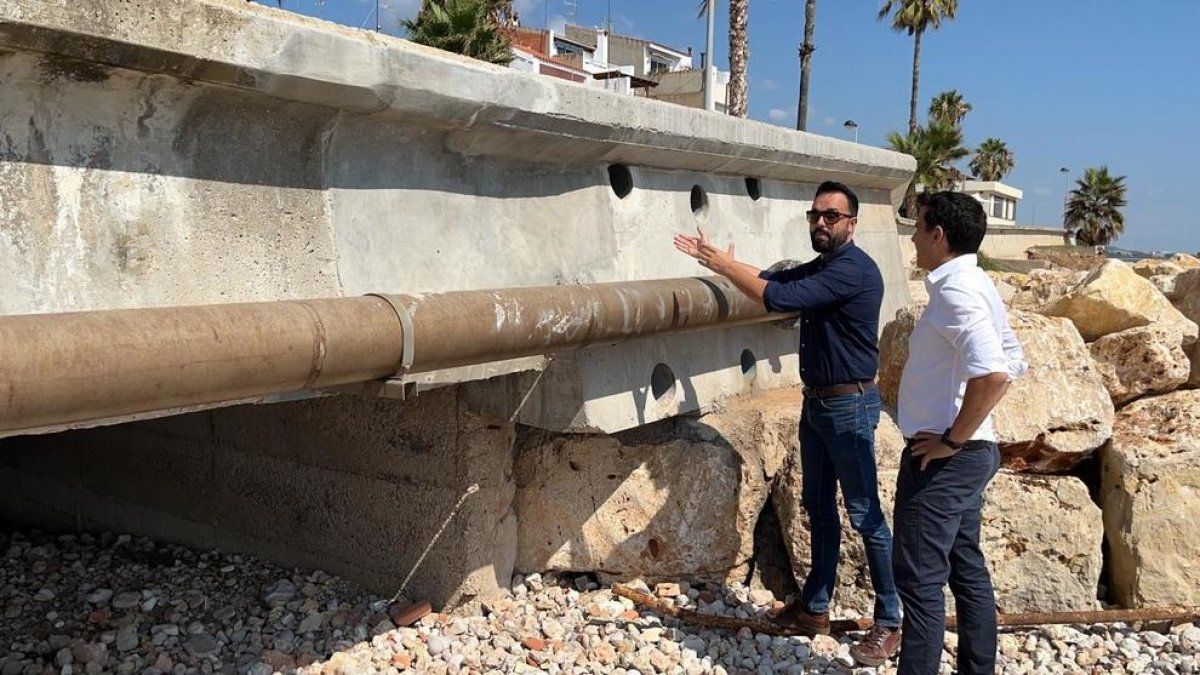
[2, 532, 1196, 675]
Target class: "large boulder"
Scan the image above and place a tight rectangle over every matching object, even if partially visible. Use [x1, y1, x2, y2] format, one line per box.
[1168, 269, 1200, 387]
[1101, 390, 1200, 608]
[513, 389, 798, 582]
[1088, 325, 1191, 406]
[1169, 253, 1200, 270]
[773, 469, 1101, 615]
[880, 309, 1114, 472]
[1132, 259, 1184, 279]
[1043, 260, 1198, 344]
[1008, 268, 1087, 311]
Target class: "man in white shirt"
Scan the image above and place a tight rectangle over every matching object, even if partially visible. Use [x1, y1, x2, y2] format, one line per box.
[894, 191, 1028, 675]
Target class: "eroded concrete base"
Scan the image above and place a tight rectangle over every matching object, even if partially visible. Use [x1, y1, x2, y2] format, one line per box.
[0, 389, 516, 610]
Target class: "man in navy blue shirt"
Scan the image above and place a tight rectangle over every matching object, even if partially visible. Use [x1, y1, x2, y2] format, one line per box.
[675, 181, 901, 665]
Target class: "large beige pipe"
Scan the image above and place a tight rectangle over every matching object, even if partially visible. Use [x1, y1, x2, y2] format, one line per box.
[0, 277, 789, 435]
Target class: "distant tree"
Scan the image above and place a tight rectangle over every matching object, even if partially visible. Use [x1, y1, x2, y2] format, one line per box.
[970, 137, 1015, 182]
[698, 0, 750, 117]
[929, 89, 971, 128]
[877, 0, 960, 134]
[796, 0, 817, 130]
[1067, 166, 1128, 246]
[402, 0, 514, 65]
[887, 122, 969, 214]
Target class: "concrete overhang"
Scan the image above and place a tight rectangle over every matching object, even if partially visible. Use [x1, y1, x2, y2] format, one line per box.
[0, 0, 915, 190]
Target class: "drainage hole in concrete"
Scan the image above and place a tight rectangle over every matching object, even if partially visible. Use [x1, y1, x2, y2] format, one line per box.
[608, 164, 633, 199]
[740, 349, 757, 382]
[745, 177, 762, 201]
[690, 185, 709, 222]
[651, 363, 677, 404]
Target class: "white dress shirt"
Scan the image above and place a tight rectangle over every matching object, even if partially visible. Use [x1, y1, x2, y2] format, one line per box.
[897, 254, 1029, 441]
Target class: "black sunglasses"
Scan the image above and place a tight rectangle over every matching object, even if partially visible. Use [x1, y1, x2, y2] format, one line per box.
[806, 209, 855, 225]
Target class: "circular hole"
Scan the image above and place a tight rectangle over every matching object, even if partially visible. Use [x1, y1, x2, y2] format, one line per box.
[690, 185, 709, 221]
[745, 177, 762, 201]
[608, 164, 633, 199]
[740, 349, 757, 382]
[650, 363, 677, 404]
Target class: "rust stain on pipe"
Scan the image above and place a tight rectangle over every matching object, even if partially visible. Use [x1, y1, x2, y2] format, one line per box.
[0, 277, 792, 435]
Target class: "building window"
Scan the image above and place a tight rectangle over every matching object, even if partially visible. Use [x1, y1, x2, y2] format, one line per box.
[990, 197, 1014, 220]
[554, 39, 583, 56]
[649, 57, 672, 73]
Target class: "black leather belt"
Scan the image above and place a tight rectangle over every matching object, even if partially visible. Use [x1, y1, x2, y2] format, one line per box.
[802, 380, 876, 399]
[903, 437, 992, 450]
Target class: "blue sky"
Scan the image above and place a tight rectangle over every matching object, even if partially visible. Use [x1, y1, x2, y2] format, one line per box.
[262, 0, 1200, 253]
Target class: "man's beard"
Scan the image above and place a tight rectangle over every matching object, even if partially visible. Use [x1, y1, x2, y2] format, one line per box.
[810, 228, 849, 253]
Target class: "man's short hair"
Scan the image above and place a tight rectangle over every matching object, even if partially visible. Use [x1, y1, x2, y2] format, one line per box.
[815, 181, 859, 216]
[918, 191, 987, 255]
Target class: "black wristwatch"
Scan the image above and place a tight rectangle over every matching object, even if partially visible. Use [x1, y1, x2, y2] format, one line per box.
[941, 428, 966, 450]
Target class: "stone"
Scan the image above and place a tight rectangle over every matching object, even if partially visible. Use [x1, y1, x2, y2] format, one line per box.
[1101, 391, 1200, 608]
[1043, 259, 1198, 343]
[1167, 269, 1200, 387]
[515, 390, 796, 581]
[1170, 253, 1200, 270]
[116, 624, 139, 652]
[979, 473, 1103, 613]
[776, 467, 1101, 615]
[1088, 325, 1191, 406]
[1008, 268, 1088, 311]
[183, 634, 219, 659]
[880, 309, 1114, 472]
[1132, 259, 1184, 280]
[111, 592, 142, 610]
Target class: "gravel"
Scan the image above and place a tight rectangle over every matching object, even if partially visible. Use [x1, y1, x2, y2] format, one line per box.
[1, 531, 1195, 675]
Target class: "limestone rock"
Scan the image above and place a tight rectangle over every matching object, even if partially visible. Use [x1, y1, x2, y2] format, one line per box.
[878, 303, 923, 410]
[880, 309, 1114, 472]
[1088, 325, 1190, 406]
[1132, 259, 1184, 279]
[1008, 268, 1087, 311]
[1043, 260, 1198, 343]
[1101, 391, 1200, 608]
[513, 390, 797, 580]
[875, 408, 905, 471]
[1169, 252, 1200, 270]
[1167, 270, 1200, 387]
[774, 469, 1101, 615]
[1149, 274, 1179, 299]
[979, 473, 1102, 613]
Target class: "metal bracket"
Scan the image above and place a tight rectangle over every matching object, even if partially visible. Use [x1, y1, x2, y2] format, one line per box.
[365, 293, 418, 399]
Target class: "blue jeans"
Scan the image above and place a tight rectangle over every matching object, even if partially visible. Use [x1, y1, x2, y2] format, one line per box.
[798, 386, 901, 628]
[893, 441, 1001, 675]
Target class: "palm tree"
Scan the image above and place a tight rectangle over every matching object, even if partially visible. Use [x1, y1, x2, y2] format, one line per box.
[929, 89, 971, 128]
[728, 0, 749, 117]
[698, 0, 750, 117]
[796, 0, 817, 130]
[1066, 166, 1128, 246]
[877, 0, 960, 134]
[887, 122, 969, 214]
[970, 138, 1015, 182]
[402, 0, 514, 65]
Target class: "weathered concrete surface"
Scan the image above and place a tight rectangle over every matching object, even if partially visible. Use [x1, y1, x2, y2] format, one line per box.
[880, 309, 1114, 471]
[513, 389, 798, 582]
[774, 467, 1101, 615]
[0, 390, 517, 610]
[1101, 391, 1200, 608]
[0, 0, 914, 435]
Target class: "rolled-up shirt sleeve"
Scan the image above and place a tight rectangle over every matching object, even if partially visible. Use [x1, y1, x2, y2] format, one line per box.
[933, 284, 1010, 378]
[1001, 322, 1029, 381]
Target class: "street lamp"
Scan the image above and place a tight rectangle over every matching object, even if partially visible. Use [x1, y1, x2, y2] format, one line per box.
[843, 120, 859, 143]
[1059, 166, 1070, 229]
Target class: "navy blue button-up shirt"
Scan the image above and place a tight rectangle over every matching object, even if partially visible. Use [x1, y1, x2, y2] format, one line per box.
[758, 241, 884, 387]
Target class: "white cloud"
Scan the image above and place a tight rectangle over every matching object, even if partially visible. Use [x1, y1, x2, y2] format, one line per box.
[761, 78, 779, 92]
[768, 109, 789, 122]
[823, 116, 836, 126]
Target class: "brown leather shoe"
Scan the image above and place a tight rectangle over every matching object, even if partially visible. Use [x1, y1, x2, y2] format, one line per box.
[768, 601, 830, 636]
[850, 624, 901, 666]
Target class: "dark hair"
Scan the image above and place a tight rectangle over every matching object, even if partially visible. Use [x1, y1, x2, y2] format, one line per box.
[814, 181, 859, 216]
[917, 191, 987, 255]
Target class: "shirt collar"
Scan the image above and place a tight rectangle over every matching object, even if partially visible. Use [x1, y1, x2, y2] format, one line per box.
[819, 239, 856, 264]
[925, 253, 978, 285]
